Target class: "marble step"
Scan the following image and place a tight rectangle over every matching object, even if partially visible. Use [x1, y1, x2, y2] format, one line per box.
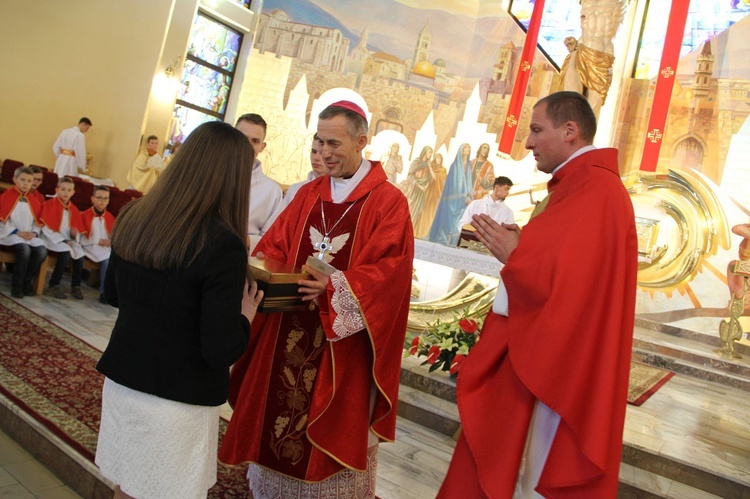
[396, 384, 460, 438]
[632, 327, 750, 392]
[634, 317, 750, 357]
[618, 462, 724, 499]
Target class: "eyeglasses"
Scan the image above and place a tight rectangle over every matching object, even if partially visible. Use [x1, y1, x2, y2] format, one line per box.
[94, 197, 110, 201]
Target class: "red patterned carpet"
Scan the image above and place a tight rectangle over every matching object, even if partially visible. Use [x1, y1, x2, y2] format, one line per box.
[0, 295, 250, 498]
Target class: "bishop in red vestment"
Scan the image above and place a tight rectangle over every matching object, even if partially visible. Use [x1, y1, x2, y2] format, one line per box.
[439, 92, 638, 498]
[220, 101, 414, 498]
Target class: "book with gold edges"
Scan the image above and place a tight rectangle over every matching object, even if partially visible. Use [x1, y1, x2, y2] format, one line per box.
[248, 256, 309, 313]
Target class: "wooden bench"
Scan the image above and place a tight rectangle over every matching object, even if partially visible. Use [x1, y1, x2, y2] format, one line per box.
[0, 250, 47, 296]
[45, 253, 102, 289]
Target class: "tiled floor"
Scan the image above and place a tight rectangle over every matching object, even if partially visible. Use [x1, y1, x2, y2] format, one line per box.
[0, 429, 82, 499]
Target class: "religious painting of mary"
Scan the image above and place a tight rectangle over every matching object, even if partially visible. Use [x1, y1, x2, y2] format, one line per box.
[427, 143, 473, 246]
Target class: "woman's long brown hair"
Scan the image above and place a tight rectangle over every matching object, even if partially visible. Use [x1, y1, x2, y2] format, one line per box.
[112, 121, 253, 269]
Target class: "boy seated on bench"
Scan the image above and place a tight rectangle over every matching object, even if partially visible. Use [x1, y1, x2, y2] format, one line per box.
[41, 176, 85, 300]
[0, 167, 48, 298]
[81, 185, 114, 304]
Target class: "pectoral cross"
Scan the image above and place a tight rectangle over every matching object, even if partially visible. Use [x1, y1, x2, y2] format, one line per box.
[313, 236, 333, 260]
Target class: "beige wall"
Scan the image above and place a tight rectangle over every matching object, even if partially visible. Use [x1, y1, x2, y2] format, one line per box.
[0, 0, 174, 186]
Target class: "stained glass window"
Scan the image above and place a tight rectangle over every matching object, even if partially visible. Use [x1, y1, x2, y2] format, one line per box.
[508, 0, 582, 70]
[635, 0, 750, 79]
[170, 11, 243, 148]
[230, 0, 252, 9]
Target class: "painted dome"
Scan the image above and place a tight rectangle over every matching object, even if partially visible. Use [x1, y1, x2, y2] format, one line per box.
[270, 10, 289, 21]
[413, 60, 436, 79]
[433, 58, 446, 68]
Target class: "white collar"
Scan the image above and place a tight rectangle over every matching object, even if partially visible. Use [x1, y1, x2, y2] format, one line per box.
[551, 145, 597, 175]
[330, 159, 370, 203]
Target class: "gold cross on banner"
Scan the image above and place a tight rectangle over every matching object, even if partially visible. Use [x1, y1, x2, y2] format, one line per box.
[661, 66, 675, 79]
[506, 114, 518, 128]
[647, 129, 663, 143]
[521, 61, 531, 71]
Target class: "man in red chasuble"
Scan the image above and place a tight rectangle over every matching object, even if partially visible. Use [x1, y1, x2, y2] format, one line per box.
[220, 100, 414, 498]
[438, 91, 637, 498]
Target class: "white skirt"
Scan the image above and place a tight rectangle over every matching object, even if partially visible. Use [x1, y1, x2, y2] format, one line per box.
[96, 378, 221, 499]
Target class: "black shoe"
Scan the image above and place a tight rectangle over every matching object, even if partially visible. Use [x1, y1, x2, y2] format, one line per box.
[71, 287, 84, 300]
[11, 285, 24, 299]
[22, 281, 35, 296]
[99, 293, 107, 305]
[46, 285, 67, 299]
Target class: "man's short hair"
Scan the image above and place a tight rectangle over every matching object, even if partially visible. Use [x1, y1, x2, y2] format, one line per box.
[79, 117, 92, 126]
[93, 185, 110, 195]
[535, 91, 597, 142]
[318, 106, 368, 140]
[494, 176, 513, 188]
[534, 91, 596, 143]
[235, 113, 268, 133]
[58, 176, 75, 187]
[29, 166, 43, 174]
[14, 166, 33, 178]
[147, 135, 159, 143]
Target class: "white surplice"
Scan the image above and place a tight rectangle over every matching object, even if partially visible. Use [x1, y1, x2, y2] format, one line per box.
[42, 209, 85, 259]
[81, 214, 111, 262]
[0, 200, 45, 247]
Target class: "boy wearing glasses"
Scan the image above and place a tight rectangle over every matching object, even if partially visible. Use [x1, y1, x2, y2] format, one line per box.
[81, 186, 114, 304]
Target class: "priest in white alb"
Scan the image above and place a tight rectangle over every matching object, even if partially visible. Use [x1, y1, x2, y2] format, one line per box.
[53, 117, 91, 177]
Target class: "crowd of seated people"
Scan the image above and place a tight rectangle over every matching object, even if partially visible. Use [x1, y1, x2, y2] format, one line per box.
[0, 158, 143, 301]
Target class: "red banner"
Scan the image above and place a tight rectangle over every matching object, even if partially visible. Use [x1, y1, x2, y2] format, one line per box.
[499, 0, 546, 155]
[639, 0, 690, 171]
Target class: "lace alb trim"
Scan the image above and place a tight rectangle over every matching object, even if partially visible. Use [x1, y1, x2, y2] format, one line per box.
[247, 446, 378, 499]
[330, 271, 365, 341]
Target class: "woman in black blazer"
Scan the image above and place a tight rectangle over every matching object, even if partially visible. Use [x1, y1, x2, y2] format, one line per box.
[95, 121, 262, 499]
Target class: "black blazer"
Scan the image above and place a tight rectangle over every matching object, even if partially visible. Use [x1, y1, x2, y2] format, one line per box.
[96, 225, 250, 406]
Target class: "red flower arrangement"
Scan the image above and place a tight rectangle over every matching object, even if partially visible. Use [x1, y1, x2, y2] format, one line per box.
[405, 309, 484, 377]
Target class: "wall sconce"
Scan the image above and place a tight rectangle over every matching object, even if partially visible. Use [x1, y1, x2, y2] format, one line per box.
[164, 56, 183, 79]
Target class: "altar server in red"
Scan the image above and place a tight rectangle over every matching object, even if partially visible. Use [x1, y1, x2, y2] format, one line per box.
[220, 100, 414, 498]
[438, 91, 638, 498]
[81, 185, 115, 303]
[40, 176, 86, 300]
[0, 167, 47, 298]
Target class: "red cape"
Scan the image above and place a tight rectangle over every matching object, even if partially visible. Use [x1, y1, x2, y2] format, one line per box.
[0, 187, 42, 224]
[29, 190, 45, 206]
[220, 162, 414, 479]
[81, 207, 114, 236]
[439, 148, 638, 498]
[40, 197, 85, 234]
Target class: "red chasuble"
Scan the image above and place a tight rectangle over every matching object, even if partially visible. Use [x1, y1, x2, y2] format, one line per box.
[0, 187, 43, 223]
[220, 162, 414, 481]
[81, 207, 114, 237]
[439, 149, 638, 498]
[40, 198, 85, 235]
